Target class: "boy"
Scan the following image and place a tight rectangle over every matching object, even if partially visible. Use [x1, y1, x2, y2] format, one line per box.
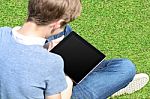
[0, 0, 149, 99]
[0, 0, 81, 99]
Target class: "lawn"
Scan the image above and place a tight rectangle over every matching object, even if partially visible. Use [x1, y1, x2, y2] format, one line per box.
[0, 0, 150, 98]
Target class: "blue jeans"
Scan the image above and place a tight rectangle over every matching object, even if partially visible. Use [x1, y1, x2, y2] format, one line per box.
[48, 25, 136, 99]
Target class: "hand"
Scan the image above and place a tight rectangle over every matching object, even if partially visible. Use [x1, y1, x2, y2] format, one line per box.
[44, 35, 64, 51]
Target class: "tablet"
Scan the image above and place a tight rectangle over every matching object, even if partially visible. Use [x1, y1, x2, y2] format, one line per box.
[50, 31, 106, 84]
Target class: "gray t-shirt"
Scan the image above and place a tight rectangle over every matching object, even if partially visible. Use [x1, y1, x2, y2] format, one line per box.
[0, 27, 67, 99]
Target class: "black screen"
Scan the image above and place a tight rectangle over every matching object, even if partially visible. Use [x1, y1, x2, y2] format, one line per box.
[50, 31, 106, 84]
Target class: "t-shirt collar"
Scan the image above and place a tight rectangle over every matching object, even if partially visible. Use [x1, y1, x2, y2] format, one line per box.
[12, 26, 46, 46]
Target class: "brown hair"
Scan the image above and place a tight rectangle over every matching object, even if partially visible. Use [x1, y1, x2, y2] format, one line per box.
[27, 0, 82, 26]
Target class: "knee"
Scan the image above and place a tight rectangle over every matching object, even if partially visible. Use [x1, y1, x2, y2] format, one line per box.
[110, 58, 136, 81]
[119, 58, 136, 81]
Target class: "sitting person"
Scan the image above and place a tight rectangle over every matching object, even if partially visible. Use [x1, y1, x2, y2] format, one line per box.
[0, 0, 149, 99]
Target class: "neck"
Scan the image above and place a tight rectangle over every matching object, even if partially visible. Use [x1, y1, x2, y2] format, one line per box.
[17, 22, 51, 39]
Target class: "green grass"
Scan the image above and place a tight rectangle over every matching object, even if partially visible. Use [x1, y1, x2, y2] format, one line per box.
[0, 0, 150, 98]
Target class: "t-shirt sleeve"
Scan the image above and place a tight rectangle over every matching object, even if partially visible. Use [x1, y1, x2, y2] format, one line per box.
[45, 55, 67, 96]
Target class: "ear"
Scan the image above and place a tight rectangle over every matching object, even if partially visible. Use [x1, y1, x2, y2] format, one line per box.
[50, 19, 65, 29]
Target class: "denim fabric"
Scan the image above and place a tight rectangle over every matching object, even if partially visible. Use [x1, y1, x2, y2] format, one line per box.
[47, 24, 72, 41]
[48, 25, 136, 99]
[71, 59, 136, 99]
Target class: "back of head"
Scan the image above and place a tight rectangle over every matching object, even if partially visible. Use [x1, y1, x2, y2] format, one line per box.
[27, 0, 82, 26]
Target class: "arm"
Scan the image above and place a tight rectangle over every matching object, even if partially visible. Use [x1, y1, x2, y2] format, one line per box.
[61, 76, 73, 99]
[44, 35, 64, 51]
[44, 34, 73, 99]
[45, 93, 61, 99]
[45, 76, 73, 99]
[44, 56, 72, 99]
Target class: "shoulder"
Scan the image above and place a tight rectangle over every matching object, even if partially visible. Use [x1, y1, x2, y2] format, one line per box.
[38, 48, 63, 62]
[0, 26, 12, 39]
[0, 26, 12, 33]
[44, 52, 64, 73]
[44, 51, 64, 69]
[34, 49, 64, 69]
[0, 27, 12, 46]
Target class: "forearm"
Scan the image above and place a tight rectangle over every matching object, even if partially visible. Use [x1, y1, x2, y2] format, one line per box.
[45, 93, 61, 99]
[61, 76, 73, 99]
[44, 35, 64, 51]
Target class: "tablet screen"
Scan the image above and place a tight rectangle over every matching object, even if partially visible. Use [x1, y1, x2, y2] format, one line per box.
[51, 31, 106, 84]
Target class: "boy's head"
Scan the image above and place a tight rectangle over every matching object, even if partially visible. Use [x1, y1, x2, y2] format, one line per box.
[27, 0, 82, 27]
